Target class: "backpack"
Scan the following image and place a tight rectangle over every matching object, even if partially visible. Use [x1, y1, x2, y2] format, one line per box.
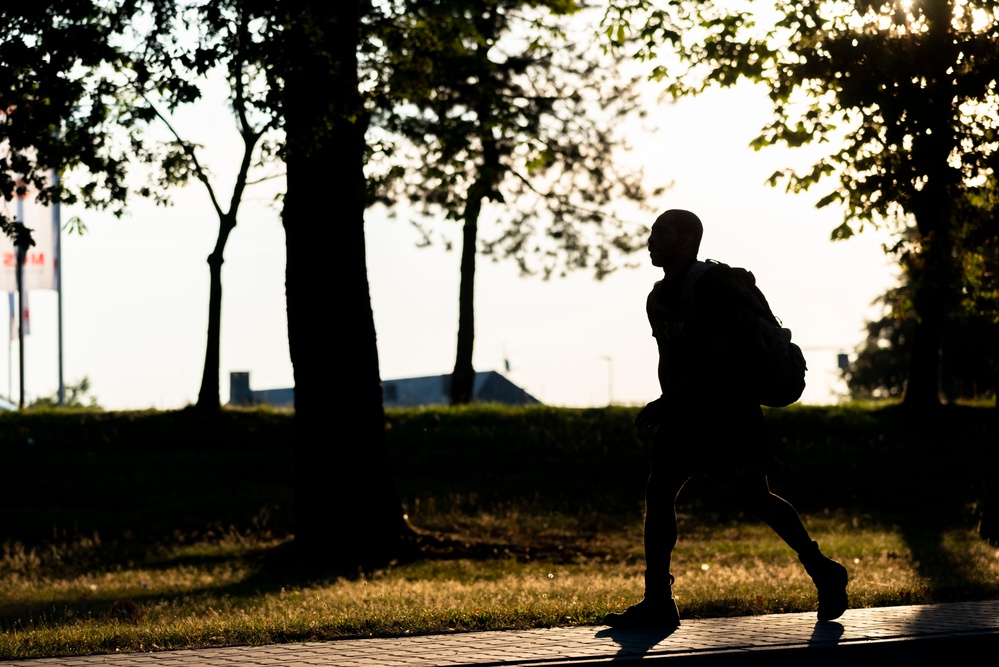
[682, 259, 807, 408]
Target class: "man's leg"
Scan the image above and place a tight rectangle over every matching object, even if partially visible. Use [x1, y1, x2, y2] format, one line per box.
[736, 474, 849, 621]
[643, 462, 689, 601]
[604, 453, 690, 628]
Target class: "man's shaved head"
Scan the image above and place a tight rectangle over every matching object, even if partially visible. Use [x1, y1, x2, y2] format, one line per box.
[655, 209, 703, 255]
[647, 208, 703, 280]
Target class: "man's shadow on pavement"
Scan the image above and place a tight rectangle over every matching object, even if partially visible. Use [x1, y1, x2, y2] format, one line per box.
[594, 626, 678, 660]
[810, 620, 845, 645]
[593, 621, 843, 662]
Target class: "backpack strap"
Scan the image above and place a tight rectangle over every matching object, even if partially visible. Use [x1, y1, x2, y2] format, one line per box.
[724, 267, 783, 327]
[683, 261, 782, 337]
[680, 259, 725, 314]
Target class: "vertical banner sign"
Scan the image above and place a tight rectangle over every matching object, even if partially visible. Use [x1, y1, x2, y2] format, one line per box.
[8, 290, 28, 339]
[2, 175, 59, 408]
[0, 179, 57, 292]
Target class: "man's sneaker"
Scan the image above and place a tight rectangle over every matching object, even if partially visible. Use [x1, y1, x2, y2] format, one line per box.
[799, 546, 848, 621]
[603, 597, 680, 629]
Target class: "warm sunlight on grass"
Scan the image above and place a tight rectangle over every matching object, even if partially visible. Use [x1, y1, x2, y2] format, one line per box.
[2, 512, 997, 660]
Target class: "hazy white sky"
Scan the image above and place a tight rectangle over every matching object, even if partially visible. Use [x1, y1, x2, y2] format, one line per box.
[7, 78, 898, 411]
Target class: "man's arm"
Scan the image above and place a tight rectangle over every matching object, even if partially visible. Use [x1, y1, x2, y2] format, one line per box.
[634, 338, 676, 430]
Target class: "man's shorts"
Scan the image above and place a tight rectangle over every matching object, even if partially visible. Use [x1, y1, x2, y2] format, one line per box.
[654, 401, 773, 477]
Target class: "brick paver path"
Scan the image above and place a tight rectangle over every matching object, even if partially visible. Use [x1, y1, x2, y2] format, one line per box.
[7, 599, 999, 666]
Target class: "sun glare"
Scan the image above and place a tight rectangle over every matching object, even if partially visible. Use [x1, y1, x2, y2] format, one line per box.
[845, 0, 998, 35]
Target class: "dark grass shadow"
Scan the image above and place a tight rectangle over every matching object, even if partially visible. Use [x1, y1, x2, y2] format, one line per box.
[0, 527, 590, 633]
[891, 510, 990, 601]
[876, 404, 993, 601]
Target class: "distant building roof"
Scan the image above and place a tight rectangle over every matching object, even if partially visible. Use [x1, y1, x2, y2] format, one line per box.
[228, 371, 294, 408]
[382, 371, 541, 407]
[228, 370, 540, 409]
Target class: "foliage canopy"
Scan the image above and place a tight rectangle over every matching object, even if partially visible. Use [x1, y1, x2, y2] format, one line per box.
[369, 0, 659, 280]
[0, 3, 143, 240]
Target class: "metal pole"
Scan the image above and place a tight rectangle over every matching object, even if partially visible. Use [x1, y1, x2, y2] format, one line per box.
[14, 195, 25, 410]
[15, 233, 25, 410]
[53, 170, 64, 406]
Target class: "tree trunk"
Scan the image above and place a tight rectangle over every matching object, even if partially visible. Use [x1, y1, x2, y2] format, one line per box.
[282, 0, 408, 569]
[902, 284, 945, 409]
[195, 214, 235, 413]
[901, 206, 959, 411]
[450, 212, 479, 405]
[195, 250, 223, 412]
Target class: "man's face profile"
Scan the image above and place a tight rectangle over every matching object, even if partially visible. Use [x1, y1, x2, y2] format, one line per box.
[648, 218, 681, 270]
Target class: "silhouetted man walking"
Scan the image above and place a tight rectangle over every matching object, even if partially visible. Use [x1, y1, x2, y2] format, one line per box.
[603, 209, 848, 628]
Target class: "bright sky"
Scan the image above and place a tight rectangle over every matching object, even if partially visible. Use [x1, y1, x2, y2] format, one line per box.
[7, 79, 898, 411]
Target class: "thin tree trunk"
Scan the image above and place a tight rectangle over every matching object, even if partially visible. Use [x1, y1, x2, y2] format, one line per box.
[450, 207, 479, 405]
[196, 215, 235, 412]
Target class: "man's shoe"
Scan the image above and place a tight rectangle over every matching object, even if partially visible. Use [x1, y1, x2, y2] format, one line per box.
[603, 597, 680, 629]
[800, 545, 848, 621]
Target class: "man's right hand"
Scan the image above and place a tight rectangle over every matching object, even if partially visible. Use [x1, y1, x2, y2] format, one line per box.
[634, 396, 666, 430]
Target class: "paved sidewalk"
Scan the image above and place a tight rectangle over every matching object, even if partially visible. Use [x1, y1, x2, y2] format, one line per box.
[8, 599, 999, 666]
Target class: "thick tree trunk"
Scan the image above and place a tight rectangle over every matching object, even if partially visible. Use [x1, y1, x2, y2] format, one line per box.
[902, 285, 945, 409]
[282, 0, 408, 569]
[902, 207, 959, 410]
[902, 174, 953, 410]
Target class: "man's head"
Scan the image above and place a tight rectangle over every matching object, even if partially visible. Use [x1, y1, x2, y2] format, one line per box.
[648, 209, 702, 278]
